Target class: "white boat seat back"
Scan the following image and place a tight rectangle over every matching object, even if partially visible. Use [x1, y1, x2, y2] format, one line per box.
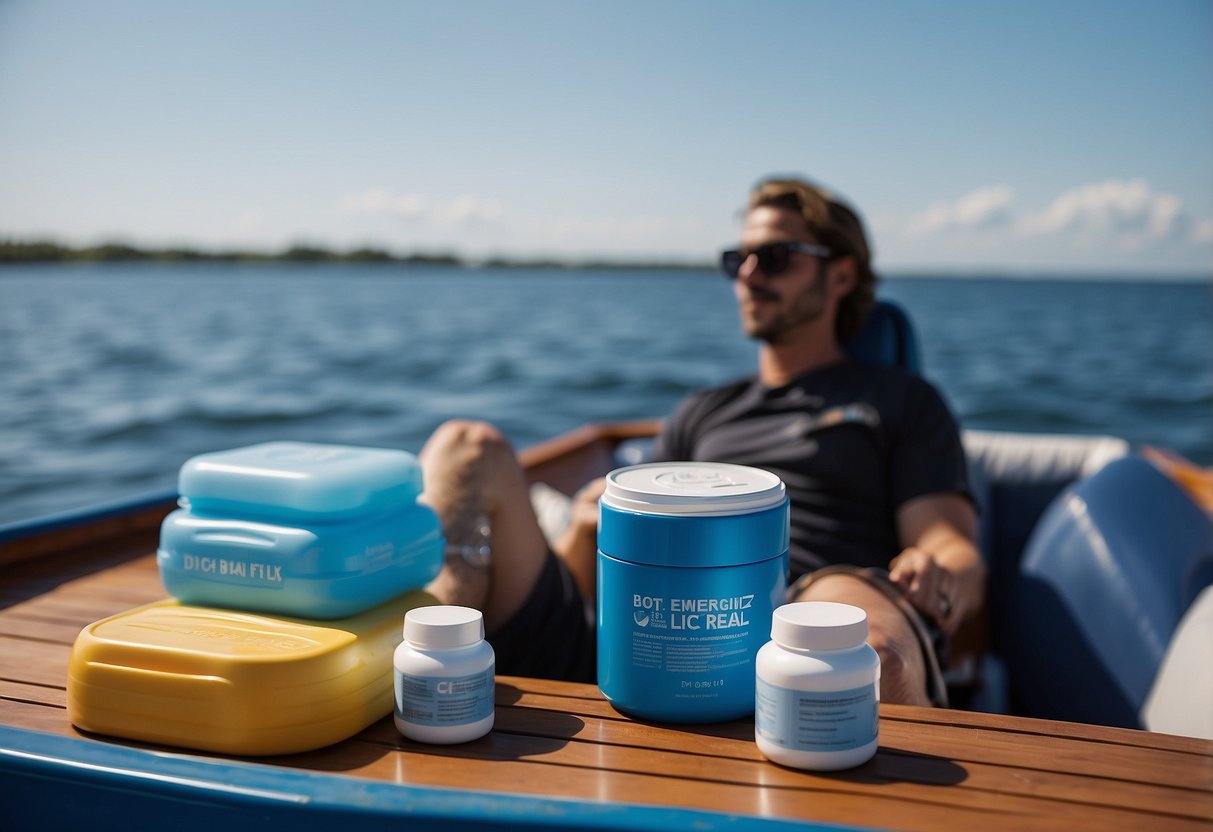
[1142, 584, 1213, 739]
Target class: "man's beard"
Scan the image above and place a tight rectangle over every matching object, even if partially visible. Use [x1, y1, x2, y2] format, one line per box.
[743, 276, 829, 345]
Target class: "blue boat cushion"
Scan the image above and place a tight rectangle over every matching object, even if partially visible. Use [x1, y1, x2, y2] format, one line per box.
[844, 300, 921, 373]
[1005, 455, 1213, 727]
[961, 430, 1130, 662]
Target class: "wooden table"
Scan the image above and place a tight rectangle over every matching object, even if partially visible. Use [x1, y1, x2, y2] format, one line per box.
[2, 534, 1211, 831]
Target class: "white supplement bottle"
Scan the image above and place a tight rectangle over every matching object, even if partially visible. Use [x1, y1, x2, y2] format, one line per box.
[755, 601, 880, 770]
[393, 605, 495, 744]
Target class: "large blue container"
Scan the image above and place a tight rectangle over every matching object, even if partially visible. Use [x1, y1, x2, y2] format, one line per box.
[157, 442, 444, 619]
[597, 462, 789, 723]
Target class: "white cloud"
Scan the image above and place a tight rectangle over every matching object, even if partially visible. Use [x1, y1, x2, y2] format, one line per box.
[236, 211, 264, 232]
[908, 185, 1015, 235]
[339, 189, 430, 219]
[339, 190, 506, 227]
[900, 179, 1201, 262]
[1190, 218, 1213, 244]
[547, 215, 682, 243]
[1017, 178, 1185, 246]
[450, 195, 503, 225]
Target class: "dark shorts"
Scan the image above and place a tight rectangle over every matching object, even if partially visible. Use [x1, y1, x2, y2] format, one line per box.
[487, 551, 597, 683]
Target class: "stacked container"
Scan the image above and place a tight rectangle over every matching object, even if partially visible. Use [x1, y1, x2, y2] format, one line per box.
[68, 441, 445, 755]
[157, 441, 444, 618]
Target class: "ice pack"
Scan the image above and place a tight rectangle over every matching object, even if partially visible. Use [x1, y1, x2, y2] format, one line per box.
[157, 441, 444, 619]
[176, 441, 425, 522]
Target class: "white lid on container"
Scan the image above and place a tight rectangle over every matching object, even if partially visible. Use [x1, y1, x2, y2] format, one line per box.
[772, 602, 868, 651]
[403, 606, 484, 649]
[602, 462, 785, 516]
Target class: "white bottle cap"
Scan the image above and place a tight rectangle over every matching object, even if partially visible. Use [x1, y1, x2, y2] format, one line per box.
[403, 606, 484, 649]
[772, 602, 868, 651]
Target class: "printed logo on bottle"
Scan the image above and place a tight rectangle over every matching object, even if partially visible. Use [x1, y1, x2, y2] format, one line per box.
[755, 678, 878, 751]
[632, 593, 753, 631]
[395, 667, 495, 728]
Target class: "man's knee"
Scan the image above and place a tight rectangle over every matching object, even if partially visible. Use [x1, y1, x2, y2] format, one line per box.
[422, 420, 514, 473]
[867, 632, 928, 705]
[794, 573, 929, 706]
[420, 419, 532, 525]
[427, 418, 509, 454]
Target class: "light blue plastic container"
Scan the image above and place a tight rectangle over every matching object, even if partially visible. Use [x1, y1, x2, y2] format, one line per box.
[157, 442, 444, 619]
[597, 462, 788, 723]
[177, 441, 426, 523]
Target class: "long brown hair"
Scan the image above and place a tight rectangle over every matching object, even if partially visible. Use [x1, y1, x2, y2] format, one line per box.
[749, 177, 878, 344]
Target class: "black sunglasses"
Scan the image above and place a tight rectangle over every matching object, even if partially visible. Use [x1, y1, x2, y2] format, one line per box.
[720, 241, 832, 279]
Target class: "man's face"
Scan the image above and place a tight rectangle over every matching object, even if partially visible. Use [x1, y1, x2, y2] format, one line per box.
[733, 205, 830, 344]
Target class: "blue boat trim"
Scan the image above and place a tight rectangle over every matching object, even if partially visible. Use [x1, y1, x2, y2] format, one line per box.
[0, 476, 858, 829]
[0, 725, 862, 832]
[0, 488, 178, 544]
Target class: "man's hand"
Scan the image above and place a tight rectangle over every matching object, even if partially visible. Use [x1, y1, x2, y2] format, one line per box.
[568, 477, 606, 539]
[892, 494, 985, 636]
[889, 546, 961, 633]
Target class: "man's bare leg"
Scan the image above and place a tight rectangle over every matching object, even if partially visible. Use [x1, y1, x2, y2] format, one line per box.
[551, 477, 606, 604]
[418, 420, 550, 632]
[794, 573, 932, 707]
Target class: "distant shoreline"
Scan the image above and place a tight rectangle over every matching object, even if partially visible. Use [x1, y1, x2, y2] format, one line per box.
[1, 240, 1207, 282]
[0, 240, 711, 271]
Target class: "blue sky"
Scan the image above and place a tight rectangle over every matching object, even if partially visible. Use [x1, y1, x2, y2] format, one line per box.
[1, 0, 1210, 274]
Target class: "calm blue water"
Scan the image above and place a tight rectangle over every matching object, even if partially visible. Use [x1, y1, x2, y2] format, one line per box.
[1, 263, 1210, 526]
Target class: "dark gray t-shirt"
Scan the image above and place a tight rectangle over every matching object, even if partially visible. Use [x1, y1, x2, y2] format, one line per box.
[651, 360, 971, 578]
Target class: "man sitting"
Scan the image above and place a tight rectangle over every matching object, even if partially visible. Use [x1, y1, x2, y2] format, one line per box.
[419, 176, 985, 707]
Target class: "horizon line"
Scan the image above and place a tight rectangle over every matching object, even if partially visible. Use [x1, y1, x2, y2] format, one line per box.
[0, 237, 1208, 281]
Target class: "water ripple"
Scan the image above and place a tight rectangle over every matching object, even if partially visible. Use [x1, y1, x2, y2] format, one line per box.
[1, 265, 1209, 524]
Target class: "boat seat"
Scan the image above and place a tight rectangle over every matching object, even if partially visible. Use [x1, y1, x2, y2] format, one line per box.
[961, 430, 1130, 695]
[843, 299, 922, 372]
[1001, 454, 1213, 728]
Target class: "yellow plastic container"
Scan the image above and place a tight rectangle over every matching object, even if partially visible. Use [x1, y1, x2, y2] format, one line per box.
[67, 591, 435, 755]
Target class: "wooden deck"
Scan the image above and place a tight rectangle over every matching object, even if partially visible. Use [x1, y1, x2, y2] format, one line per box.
[2, 518, 1211, 831]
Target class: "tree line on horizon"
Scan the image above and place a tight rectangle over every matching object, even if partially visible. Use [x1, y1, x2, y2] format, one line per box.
[0, 239, 710, 271]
